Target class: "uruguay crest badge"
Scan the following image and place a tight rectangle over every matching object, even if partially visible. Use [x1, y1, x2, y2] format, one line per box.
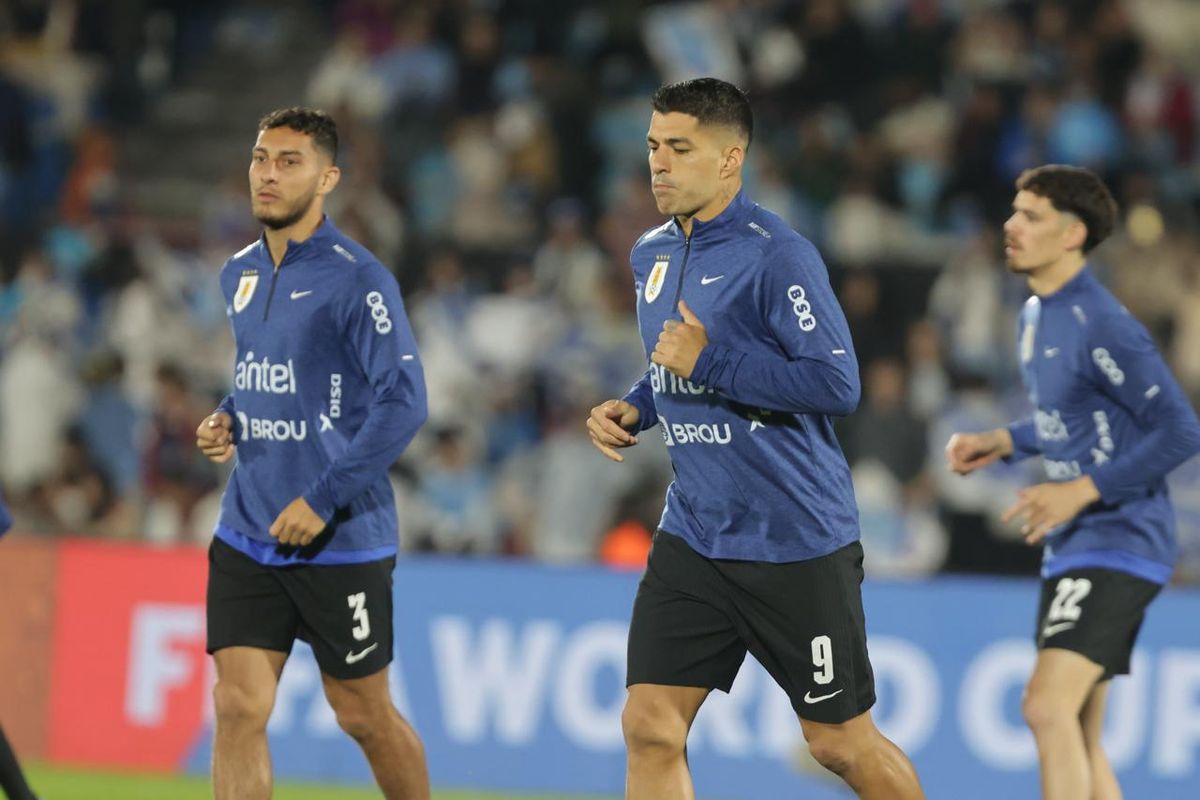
[645, 258, 670, 303]
[233, 271, 260, 314]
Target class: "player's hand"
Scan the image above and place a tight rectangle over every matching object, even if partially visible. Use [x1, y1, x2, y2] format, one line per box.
[651, 299, 708, 380]
[1002, 477, 1101, 545]
[945, 429, 1013, 475]
[269, 497, 326, 546]
[196, 412, 235, 464]
[587, 399, 641, 463]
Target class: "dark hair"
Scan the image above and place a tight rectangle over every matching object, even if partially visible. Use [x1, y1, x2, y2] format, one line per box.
[258, 107, 339, 164]
[651, 78, 753, 150]
[1016, 165, 1118, 253]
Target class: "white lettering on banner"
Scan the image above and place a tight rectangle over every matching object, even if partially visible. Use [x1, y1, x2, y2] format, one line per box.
[260, 641, 413, 735]
[870, 637, 940, 753]
[125, 604, 205, 726]
[431, 617, 559, 745]
[551, 622, 627, 751]
[235, 352, 297, 394]
[690, 662, 759, 757]
[958, 640, 1037, 770]
[1152, 649, 1200, 776]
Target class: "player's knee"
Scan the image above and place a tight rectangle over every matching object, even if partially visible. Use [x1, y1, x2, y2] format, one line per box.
[212, 680, 272, 731]
[803, 728, 859, 777]
[1022, 689, 1068, 733]
[621, 698, 687, 757]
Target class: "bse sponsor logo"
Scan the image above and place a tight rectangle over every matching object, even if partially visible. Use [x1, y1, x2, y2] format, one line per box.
[235, 411, 307, 442]
[787, 284, 816, 331]
[1034, 409, 1069, 442]
[366, 291, 393, 334]
[1092, 347, 1125, 385]
[650, 362, 713, 396]
[235, 352, 297, 395]
[659, 413, 732, 446]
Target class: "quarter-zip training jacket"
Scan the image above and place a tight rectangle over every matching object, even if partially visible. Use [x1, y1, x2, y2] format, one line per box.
[622, 190, 861, 563]
[1006, 266, 1200, 584]
[213, 218, 427, 566]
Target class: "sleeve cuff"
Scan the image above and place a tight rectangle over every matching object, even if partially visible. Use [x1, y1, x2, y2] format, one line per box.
[302, 483, 337, 523]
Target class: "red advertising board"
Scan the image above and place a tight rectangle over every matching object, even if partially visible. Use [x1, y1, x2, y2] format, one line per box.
[47, 539, 209, 770]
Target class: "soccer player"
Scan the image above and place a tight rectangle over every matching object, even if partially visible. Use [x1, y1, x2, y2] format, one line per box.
[587, 78, 924, 800]
[194, 108, 429, 800]
[945, 165, 1200, 800]
[0, 497, 39, 800]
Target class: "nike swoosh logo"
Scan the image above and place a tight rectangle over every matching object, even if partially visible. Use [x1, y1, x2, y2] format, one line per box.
[345, 643, 378, 664]
[700, 275, 725, 285]
[803, 688, 844, 704]
[1044, 347, 1059, 357]
[1042, 621, 1075, 638]
[290, 289, 314, 300]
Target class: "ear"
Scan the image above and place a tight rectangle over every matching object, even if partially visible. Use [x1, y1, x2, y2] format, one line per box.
[317, 165, 342, 197]
[1063, 217, 1088, 252]
[720, 143, 745, 179]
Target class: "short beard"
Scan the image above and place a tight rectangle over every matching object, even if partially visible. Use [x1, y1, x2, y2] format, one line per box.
[254, 190, 317, 231]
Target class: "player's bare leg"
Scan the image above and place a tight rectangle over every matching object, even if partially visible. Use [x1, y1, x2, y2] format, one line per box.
[1023, 648, 1105, 800]
[211, 646, 288, 800]
[1079, 680, 1122, 800]
[323, 668, 429, 799]
[799, 710, 925, 799]
[622, 684, 709, 800]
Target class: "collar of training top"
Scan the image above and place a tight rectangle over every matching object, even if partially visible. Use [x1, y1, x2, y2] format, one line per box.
[669, 188, 753, 240]
[253, 215, 340, 263]
[1038, 263, 1097, 304]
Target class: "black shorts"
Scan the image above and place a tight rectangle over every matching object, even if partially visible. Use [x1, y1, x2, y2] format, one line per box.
[627, 531, 875, 724]
[206, 537, 396, 680]
[1035, 568, 1161, 678]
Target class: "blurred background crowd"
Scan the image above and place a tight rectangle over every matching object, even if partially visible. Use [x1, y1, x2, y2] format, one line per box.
[2, 0, 1200, 581]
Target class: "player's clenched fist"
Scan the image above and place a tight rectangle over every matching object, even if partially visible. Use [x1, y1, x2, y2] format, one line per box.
[944, 429, 1014, 475]
[269, 496, 326, 546]
[652, 299, 708, 380]
[587, 399, 641, 463]
[196, 412, 235, 464]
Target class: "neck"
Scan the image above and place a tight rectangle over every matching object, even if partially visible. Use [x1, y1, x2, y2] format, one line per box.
[677, 178, 741, 237]
[1027, 251, 1087, 297]
[263, 209, 324, 268]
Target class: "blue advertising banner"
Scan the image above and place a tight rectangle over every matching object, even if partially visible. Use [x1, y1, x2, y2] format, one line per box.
[183, 558, 1200, 798]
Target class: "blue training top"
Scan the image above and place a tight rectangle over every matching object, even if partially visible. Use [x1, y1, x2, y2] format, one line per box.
[1006, 266, 1200, 584]
[622, 190, 862, 563]
[213, 217, 427, 566]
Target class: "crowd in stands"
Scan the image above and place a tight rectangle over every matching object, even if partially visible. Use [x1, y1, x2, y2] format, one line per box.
[2, 0, 1199, 581]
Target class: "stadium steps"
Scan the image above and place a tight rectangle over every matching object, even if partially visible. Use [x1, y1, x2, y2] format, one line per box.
[122, 5, 327, 225]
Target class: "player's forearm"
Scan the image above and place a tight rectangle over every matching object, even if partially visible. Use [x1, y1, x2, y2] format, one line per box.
[621, 369, 659, 432]
[1004, 420, 1039, 462]
[691, 343, 860, 416]
[216, 394, 239, 442]
[1084, 412, 1200, 504]
[303, 388, 427, 520]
